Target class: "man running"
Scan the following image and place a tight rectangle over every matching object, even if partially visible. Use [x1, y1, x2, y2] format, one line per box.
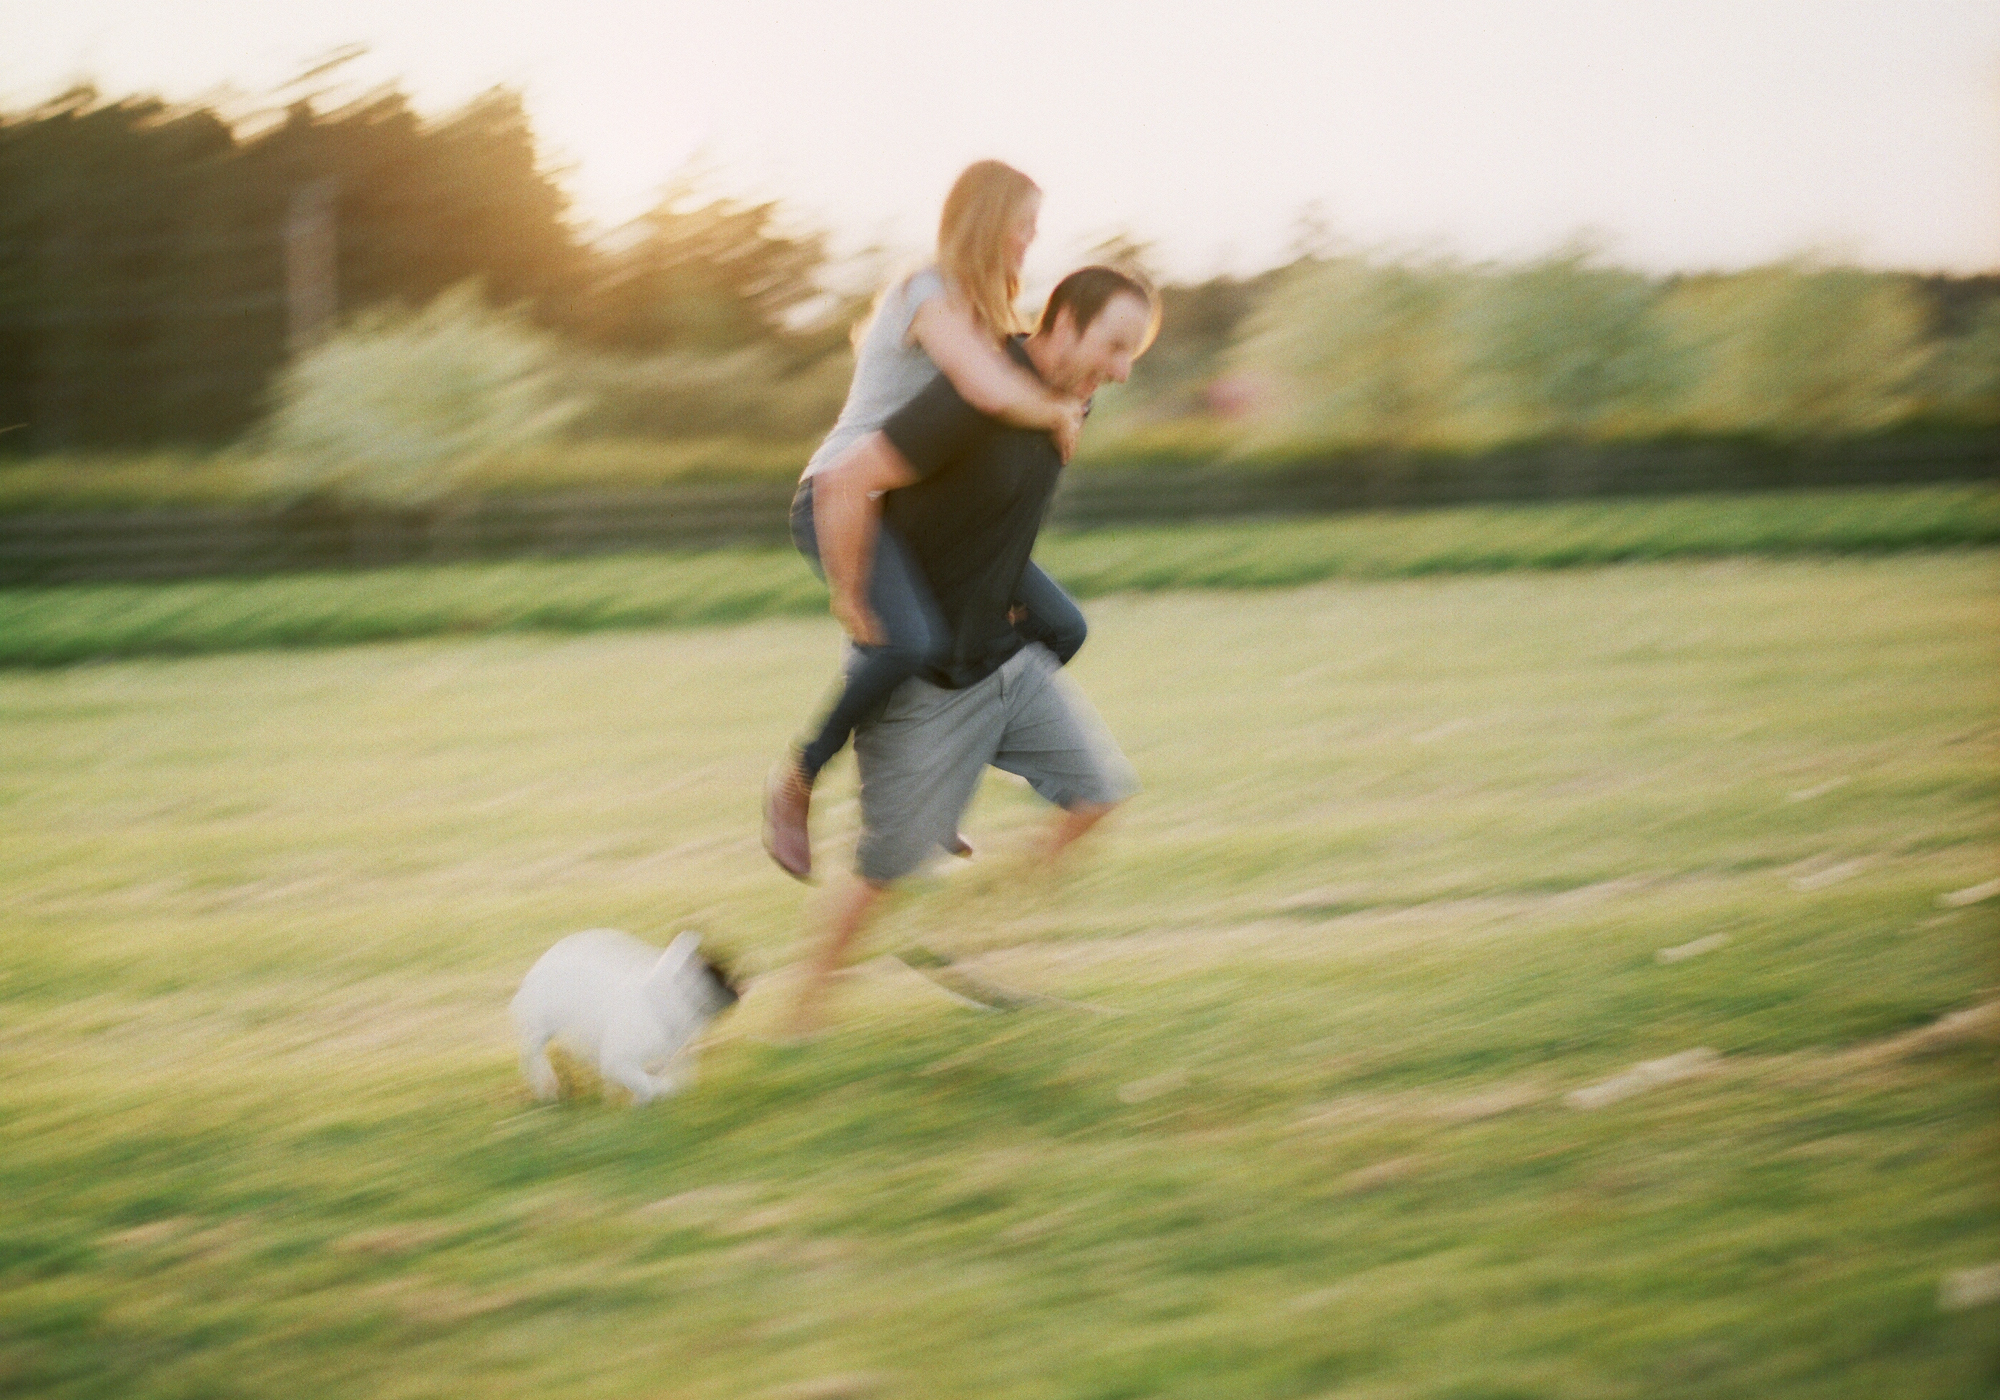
[782, 265, 1159, 1037]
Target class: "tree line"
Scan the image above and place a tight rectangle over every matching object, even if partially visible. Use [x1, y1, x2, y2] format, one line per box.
[1, 83, 1994, 463]
[1171, 255, 2000, 457]
[0, 84, 836, 452]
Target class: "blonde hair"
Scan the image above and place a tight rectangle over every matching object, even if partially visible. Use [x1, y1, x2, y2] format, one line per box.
[937, 160, 1039, 339]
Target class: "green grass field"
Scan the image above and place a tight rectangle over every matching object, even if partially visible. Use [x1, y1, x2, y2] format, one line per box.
[2, 551, 1996, 1398]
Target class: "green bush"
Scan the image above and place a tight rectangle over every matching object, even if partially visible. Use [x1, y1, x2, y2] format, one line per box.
[1221, 257, 1962, 455]
[265, 284, 586, 504]
[1467, 250, 1686, 438]
[1927, 299, 2000, 425]
[1228, 257, 1478, 452]
[1658, 263, 1934, 438]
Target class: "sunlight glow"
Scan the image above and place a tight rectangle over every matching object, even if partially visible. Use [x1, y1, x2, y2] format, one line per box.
[6, 0, 1997, 276]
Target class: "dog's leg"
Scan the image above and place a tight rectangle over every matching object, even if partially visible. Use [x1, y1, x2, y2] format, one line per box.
[520, 1035, 561, 1101]
[604, 1058, 676, 1106]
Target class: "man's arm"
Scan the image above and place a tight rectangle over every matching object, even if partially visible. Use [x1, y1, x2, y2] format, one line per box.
[814, 432, 919, 646]
[816, 368, 992, 642]
[909, 299, 1084, 461]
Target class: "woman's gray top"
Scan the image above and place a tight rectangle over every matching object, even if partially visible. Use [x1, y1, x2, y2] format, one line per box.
[801, 266, 950, 478]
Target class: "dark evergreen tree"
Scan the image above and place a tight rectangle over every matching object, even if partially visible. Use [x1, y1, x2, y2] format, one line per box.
[0, 83, 587, 451]
[0, 90, 288, 449]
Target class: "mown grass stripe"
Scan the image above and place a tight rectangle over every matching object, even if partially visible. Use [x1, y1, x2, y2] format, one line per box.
[0, 486, 1993, 666]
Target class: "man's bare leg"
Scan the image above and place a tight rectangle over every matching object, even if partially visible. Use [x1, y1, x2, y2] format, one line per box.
[786, 803, 1118, 1036]
[895, 800, 1123, 1007]
[1044, 801, 1116, 864]
[785, 875, 889, 1040]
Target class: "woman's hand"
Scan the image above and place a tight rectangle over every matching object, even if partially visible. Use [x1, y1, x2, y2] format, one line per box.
[831, 590, 886, 647]
[1049, 398, 1086, 464]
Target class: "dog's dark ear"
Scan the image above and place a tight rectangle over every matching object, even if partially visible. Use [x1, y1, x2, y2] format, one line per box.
[702, 952, 742, 1005]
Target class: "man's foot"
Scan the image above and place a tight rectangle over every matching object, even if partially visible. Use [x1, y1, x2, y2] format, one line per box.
[944, 832, 974, 859]
[891, 946, 1028, 1011]
[763, 760, 814, 880]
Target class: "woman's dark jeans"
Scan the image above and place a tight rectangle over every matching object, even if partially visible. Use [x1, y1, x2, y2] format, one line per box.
[1010, 555, 1088, 666]
[789, 477, 1085, 782]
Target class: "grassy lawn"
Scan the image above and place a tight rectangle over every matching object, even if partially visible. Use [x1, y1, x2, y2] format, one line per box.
[1, 553, 1995, 1398]
[2, 486, 1996, 665]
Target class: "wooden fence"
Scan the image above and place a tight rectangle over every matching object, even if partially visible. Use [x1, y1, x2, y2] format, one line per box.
[2, 434, 1993, 584]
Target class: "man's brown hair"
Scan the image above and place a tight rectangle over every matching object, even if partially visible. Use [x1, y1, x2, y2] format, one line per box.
[1037, 265, 1160, 347]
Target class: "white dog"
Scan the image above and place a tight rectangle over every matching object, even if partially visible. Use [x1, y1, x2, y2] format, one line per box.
[511, 929, 740, 1105]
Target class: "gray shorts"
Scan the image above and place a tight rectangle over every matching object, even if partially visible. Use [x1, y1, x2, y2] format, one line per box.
[853, 643, 1138, 884]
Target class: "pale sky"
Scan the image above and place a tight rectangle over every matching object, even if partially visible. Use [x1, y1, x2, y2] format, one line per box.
[5, 0, 1997, 282]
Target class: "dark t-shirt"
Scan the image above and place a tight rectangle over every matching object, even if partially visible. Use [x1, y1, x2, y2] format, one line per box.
[880, 339, 1063, 689]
